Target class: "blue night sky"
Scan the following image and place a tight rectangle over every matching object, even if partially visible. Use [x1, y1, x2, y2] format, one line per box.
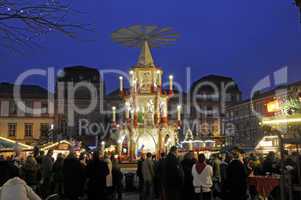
[2, 0, 301, 99]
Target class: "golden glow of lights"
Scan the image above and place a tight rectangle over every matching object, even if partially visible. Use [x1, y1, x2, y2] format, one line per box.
[262, 118, 301, 125]
[0, 136, 33, 149]
[266, 100, 280, 113]
[41, 140, 71, 151]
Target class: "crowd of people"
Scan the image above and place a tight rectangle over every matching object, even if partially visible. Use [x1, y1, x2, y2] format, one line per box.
[0, 149, 123, 200]
[137, 147, 301, 200]
[0, 146, 300, 200]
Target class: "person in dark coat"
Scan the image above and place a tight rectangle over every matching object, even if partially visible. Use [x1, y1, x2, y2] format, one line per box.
[136, 154, 145, 200]
[63, 152, 86, 200]
[86, 151, 109, 200]
[0, 160, 19, 186]
[52, 153, 64, 195]
[111, 155, 123, 200]
[155, 153, 166, 200]
[262, 151, 278, 175]
[224, 152, 247, 200]
[41, 149, 54, 197]
[181, 151, 196, 200]
[162, 146, 184, 200]
[21, 155, 39, 189]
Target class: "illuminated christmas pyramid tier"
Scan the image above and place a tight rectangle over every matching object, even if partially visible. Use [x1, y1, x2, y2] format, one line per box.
[111, 25, 181, 160]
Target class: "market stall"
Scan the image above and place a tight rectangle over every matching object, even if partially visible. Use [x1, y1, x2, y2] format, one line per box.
[40, 140, 76, 159]
[0, 136, 33, 158]
[248, 175, 280, 200]
[259, 95, 301, 200]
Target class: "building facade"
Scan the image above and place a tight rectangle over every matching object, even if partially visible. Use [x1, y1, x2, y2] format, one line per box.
[55, 66, 105, 144]
[188, 75, 241, 143]
[0, 83, 54, 145]
[225, 81, 301, 148]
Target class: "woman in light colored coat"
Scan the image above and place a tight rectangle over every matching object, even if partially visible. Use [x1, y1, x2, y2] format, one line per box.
[192, 154, 213, 200]
[0, 177, 41, 200]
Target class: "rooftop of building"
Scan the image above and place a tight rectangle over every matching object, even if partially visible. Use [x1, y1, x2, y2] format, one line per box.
[227, 80, 301, 109]
[191, 74, 241, 93]
[0, 82, 52, 99]
[57, 65, 101, 83]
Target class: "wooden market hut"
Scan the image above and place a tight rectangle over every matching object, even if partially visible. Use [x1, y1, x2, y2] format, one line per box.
[0, 136, 33, 158]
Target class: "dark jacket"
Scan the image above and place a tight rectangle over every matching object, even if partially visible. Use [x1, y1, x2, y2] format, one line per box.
[136, 158, 144, 181]
[63, 157, 86, 198]
[41, 155, 53, 180]
[0, 161, 19, 186]
[21, 165, 39, 186]
[86, 159, 109, 200]
[225, 159, 248, 200]
[52, 159, 64, 183]
[181, 158, 195, 200]
[262, 158, 278, 174]
[112, 165, 123, 189]
[162, 153, 184, 189]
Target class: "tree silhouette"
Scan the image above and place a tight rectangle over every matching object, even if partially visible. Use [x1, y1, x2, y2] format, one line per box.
[0, 0, 87, 52]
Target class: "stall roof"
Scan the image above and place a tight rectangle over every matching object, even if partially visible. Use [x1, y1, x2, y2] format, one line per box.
[40, 140, 72, 151]
[0, 136, 33, 150]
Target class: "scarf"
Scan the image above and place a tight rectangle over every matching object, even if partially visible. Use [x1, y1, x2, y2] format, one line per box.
[196, 161, 206, 174]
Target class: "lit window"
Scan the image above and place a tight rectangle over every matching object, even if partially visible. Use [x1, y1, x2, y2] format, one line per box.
[24, 123, 33, 137]
[8, 123, 17, 137]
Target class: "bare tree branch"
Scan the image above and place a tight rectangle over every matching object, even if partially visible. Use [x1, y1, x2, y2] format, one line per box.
[0, 0, 89, 52]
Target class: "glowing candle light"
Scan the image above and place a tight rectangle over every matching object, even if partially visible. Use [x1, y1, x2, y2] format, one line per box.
[129, 70, 134, 86]
[112, 106, 116, 122]
[169, 75, 173, 92]
[133, 79, 137, 92]
[156, 70, 161, 86]
[119, 76, 123, 91]
[177, 105, 182, 121]
[101, 141, 105, 156]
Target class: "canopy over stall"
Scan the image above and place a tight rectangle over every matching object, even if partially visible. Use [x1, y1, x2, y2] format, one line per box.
[0, 136, 33, 158]
[40, 140, 74, 159]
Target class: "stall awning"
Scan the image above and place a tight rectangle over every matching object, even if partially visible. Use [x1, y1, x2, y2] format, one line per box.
[0, 136, 33, 151]
[40, 140, 72, 151]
